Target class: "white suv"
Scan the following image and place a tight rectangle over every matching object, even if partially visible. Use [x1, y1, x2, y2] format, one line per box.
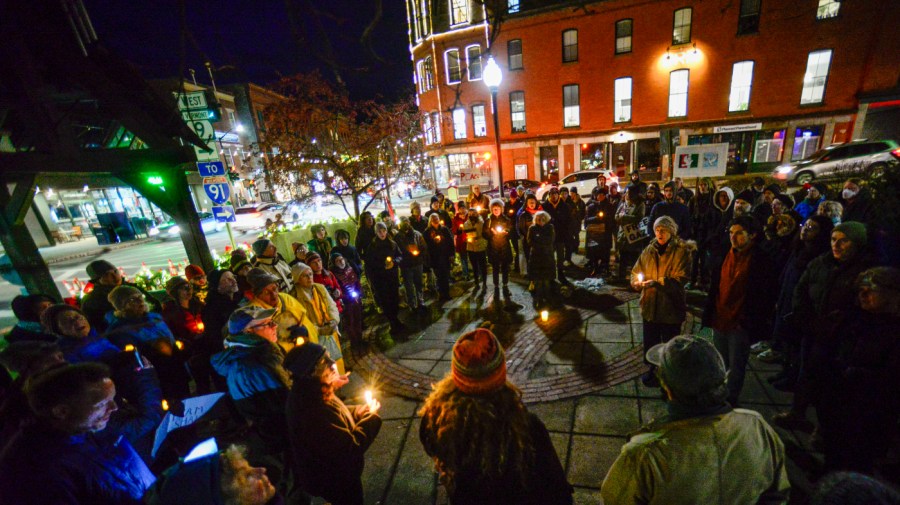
[535, 169, 618, 200]
[772, 139, 900, 185]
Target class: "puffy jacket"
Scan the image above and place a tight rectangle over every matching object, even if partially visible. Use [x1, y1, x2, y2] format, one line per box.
[484, 214, 514, 264]
[462, 216, 488, 253]
[253, 254, 293, 293]
[396, 228, 429, 268]
[792, 250, 874, 335]
[423, 224, 455, 269]
[584, 198, 616, 248]
[526, 222, 556, 281]
[632, 239, 692, 324]
[794, 196, 825, 222]
[601, 409, 790, 505]
[542, 198, 571, 244]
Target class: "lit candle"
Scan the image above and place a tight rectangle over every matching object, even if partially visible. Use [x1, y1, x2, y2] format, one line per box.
[434, 235, 441, 243]
[124, 344, 135, 352]
[161, 399, 169, 411]
[637, 273, 644, 283]
[411, 249, 420, 256]
[495, 226, 504, 233]
[364, 389, 376, 410]
[385, 256, 393, 268]
[175, 340, 184, 350]
[295, 337, 305, 346]
[475, 206, 482, 212]
[440, 220, 445, 225]
[540, 310, 549, 322]
[598, 212, 604, 218]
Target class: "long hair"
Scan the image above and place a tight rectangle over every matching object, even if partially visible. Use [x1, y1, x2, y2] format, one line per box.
[418, 376, 534, 495]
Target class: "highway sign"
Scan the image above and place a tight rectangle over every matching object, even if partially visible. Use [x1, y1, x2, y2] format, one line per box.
[197, 161, 226, 177]
[175, 91, 207, 110]
[212, 205, 236, 222]
[203, 176, 230, 204]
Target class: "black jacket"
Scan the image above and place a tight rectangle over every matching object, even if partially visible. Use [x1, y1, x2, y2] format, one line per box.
[542, 198, 570, 245]
[484, 214, 514, 264]
[423, 225, 455, 269]
[703, 243, 777, 342]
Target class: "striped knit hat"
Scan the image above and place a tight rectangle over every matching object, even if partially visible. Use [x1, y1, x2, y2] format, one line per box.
[451, 328, 506, 395]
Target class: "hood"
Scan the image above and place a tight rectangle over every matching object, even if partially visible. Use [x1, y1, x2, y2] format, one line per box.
[210, 343, 257, 375]
[713, 187, 734, 211]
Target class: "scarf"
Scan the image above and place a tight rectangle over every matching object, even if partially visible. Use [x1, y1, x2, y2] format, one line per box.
[299, 286, 331, 326]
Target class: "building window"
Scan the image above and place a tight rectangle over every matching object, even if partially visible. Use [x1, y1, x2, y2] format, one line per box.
[432, 112, 441, 143]
[452, 108, 467, 140]
[563, 84, 580, 127]
[672, 7, 692, 45]
[668, 69, 689, 117]
[816, 0, 840, 19]
[614, 77, 632, 123]
[738, 0, 760, 34]
[562, 29, 578, 63]
[466, 45, 482, 81]
[422, 113, 434, 144]
[445, 49, 461, 84]
[508, 39, 523, 70]
[508, 0, 519, 13]
[510, 91, 526, 133]
[450, 0, 468, 25]
[416, 59, 434, 93]
[615, 19, 632, 54]
[416, 0, 431, 39]
[472, 105, 487, 137]
[800, 49, 832, 105]
[728, 61, 754, 112]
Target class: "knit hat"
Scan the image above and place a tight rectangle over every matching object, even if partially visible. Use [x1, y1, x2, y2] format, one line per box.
[490, 198, 504, 208]
[451, 328, 507, 395]
[812, 182, 828, 195]
[108, 285, 142, 311]
[508, 188, 518, 199]
[246, 267, 279, 294]
[291, 262, 312, 285]
[646, 335, 727, 401]
[86, 260, 116, 281]
[283, 342, 327, 378]
[227, 306, 276, 335]
[752, 176, 765, 187]
[734, 189, 754, 204]
[39, 304, 85, 336]
[663, 180, 677, 191]
[774, 194, 794, 209]
[329, 252, 344, 267]
[230, 248, 248, 264]
[305, 252, 322, 264]
[548, 186, 559, 194]
[335, 229, 350, 241]
[857, 267, 900, 294]
[11, 294, 57, 322]
[764, 184, 781, 195]
[653, 215, 679, 236]
[184, 265, 205, 281]
[833, 221, 867, 248]
[251, 239, 272, 257]
[559, 186, 569, 193]
[165, 276, 190, 297]
[431, 195, 441, 204]
[230, 259, 251, 275]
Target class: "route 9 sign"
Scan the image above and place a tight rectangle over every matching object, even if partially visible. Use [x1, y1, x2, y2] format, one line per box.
[203, 176, 231, 204]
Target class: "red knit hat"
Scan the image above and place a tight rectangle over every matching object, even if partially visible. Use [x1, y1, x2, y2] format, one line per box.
[184, 264, 205, 280]
[451, 328, 507, 395]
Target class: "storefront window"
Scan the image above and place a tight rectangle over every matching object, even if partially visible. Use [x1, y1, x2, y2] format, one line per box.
[688, 132, 753, 173]
[636, 138, 660, 172]
[539, 146, 559, 183]
[753, 129, 785, 163]
[580, 142, 607, 170]
[791, 125, 823, 160]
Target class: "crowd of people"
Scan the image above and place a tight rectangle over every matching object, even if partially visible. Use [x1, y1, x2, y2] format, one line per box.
[0, 171, 898, 504]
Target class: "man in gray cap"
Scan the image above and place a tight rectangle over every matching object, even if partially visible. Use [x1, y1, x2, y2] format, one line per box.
[251, 238, 293, 292]
[80, 259, 159, 332]
[602, 335, 790, 504]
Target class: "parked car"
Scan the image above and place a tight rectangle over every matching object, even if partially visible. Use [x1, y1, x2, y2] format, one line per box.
[772, 139, 900, 185]
[535, 169, 618, 201]
[484, 179, 541, 198]
[152, 212, 224, 240]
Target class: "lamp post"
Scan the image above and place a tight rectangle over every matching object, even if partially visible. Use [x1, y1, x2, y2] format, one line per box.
[215, 122, 244, 250]
[483, 56, 504, 198]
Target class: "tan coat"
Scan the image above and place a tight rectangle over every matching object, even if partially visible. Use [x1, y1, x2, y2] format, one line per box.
[631, 239, 693, 324]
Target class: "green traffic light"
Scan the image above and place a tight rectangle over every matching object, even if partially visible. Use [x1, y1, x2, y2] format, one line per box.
[147, 176, 164, 185]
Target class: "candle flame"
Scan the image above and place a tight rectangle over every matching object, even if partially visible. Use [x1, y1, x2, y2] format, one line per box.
[540, 310, 549, 321]
[495, 226, 504, 233]
[196, 321, 205, 332]
[175, 341, 184, 350]
[161, 399, 169, 411]
[637, 273, 644, 283]
[295, 337, 305, 346]
[364, 390, 373, 404]
[124, 344, 135, 352]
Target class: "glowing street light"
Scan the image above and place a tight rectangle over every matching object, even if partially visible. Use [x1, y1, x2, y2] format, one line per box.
[483, 56, 504, 198]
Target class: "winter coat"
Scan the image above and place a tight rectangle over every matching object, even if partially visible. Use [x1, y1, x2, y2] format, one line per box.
[306, 237, 335, 259]
[466, 192, 491, 216]
[702, 242, 777, 342]
[462, 216, 488, 253]
[365, 236, 404, 281]
[57, 330, 121, 364]
[568, 196, 587, 236]
[332, 263, 362, 305]
[601, 409, 789, 505]
[706, 187, 735, 263]
[542, 198, 571, 245]
[423, 224, 455, 270]
[4, 322, 56, 344]
[396, 228, 429, 268]
[648, 201, 692, 240]
[419, 412, 573, 505]
[291, 284, 341, 335]
[615, 200, 648, 254]
[161, 299, 205, 344]
[253, 254, 293, 293]
[517, 204, 542, 250]
[311, 270, 343, 313]
[210, 338, 290, 452]
[332, 243, 363, 277]
[451, 213, 469, 254]
[287, 384, 382, 505]
[409, 214, 429, 235]
[484, 214, 514, 264]
[688, 191, 716, 245]
[840, 188, 875, 225]
[625, 179, 648, 196]
[632, 239, 692, 325]
[199, 272, 240, 357]
[355, 224, 376, 259]
[526, 223, 556, 281]
[794, 196, 825, 222]
[584, 199, 616, 250]
[424, 208, 453, 230]
[792, 250, 874, 336]
[504, 199, 524, 239]
[81, 281, 160, 333]
[248, 292, 319, 352]
[0, 422, 156, 505]
[105, 312, 189, 400]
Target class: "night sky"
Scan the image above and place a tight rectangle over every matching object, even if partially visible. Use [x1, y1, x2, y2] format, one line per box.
[83, 0, 414, 100]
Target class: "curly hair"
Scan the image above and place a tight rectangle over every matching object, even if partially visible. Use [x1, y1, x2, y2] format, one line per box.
[418, 375, 534, 495]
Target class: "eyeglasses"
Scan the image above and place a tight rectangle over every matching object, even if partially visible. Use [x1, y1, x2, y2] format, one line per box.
[249, 321, 278, 331]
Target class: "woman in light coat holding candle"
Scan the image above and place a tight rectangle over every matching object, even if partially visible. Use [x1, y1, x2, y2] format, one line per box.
[631, 215, 693, 387]
[484, 198, 514, 297]
[462, 206, 489, 293]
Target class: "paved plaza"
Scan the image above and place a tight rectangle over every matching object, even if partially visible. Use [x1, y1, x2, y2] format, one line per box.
[336, 269, 821, 504]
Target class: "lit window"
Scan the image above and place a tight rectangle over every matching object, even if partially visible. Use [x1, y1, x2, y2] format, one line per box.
[508, 0, 519, 13]
[816, 0, 840, 19]
[668, 69, 689, 117]
[422, 113, 434, 144]
[800, 49, 832, 104]
[423, 57, 434, 90]
[445, 50, 461, 84]
[453, 108, 467, 140]
[418, 0, 430, 38]
[738, 0, 760, 34]
[508, 39, 523, 70]
[432, 112, 442, 143]
[563, 84, 580, 127]
[416, 60, 428, 93]
[615, 19, 632, 54]
[672, 8, 692, 45]
[450, 0, 468, 25]
[728, 61, 754, 112]
[562, 29, 578, 63]
[510, 91, 526, 133]
[472, 105, 487, 137]
[614, 77, 632, 123]
[466, 45, 482, 81]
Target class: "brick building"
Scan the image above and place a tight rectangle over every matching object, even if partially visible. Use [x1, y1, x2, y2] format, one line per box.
[405, 0, 900, 188]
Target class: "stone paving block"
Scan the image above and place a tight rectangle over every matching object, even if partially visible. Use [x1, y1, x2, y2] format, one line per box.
[528, 363, 575, 379]
[555, 326, 589, 343]
[585, 307, 630, 324]
[572, 487, 603, 505]
[549, 432, 571, 471]
[404, 348, 449, 360]
[398, 359, 438, 375]
[374, 394, 421, 421]
[593, 379, 638, 397]
[361, 419, 412, 505]
[528, 399, 576, 432]
[582, 342, 633, 364]
[639, 398, 668, 425]
[384, 418, 437, 504]
[567, 435, 626, 487]
[429, 360, 451, 379]
[546, 341, 583, 364]
[741, 372, 793, 406]
[416, 322, 455, 341]
[574, 396, 641, 436]
[585, 323, 635, 343]
[384, 340, 449, 359]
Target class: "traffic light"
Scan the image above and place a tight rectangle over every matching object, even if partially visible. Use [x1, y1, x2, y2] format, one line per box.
[204, 90, 222, 122]
[147, 175, 164, 185]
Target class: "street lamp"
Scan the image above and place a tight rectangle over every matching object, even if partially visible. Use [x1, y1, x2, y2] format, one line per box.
[483, 56, 504, 198]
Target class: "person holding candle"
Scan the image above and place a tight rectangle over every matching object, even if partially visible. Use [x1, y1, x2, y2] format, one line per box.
[504, 189, 524, 272]
[485, 198, 514, 298]
[396, 216, 429, 312]
[426, 194, 454, 231]
[184, 264, 208, 304]
[631, 216, 693, 387]
[162, 276, 207, 391]
[409, 201, 428, 234]
[365, 221, 405, 334]
[584, 186, 616, 278]
[285, 342, 382, 505]
[615, 186, 648, 282]
[424, 213, 455, 301]
[332, 229, 363, 277]
[463, 206, 489, 293]
[516, 193, 542, 275]
[451, 201, 472, 280]
[330, 252, 364, 348]
[354, 211, 377, 260]
[419, 328, 573, 504]
[304, 252, 344, 314]
[527, 211, 557, 310]
[466, 183, 491, 219]
[542, 186, 571, 282]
